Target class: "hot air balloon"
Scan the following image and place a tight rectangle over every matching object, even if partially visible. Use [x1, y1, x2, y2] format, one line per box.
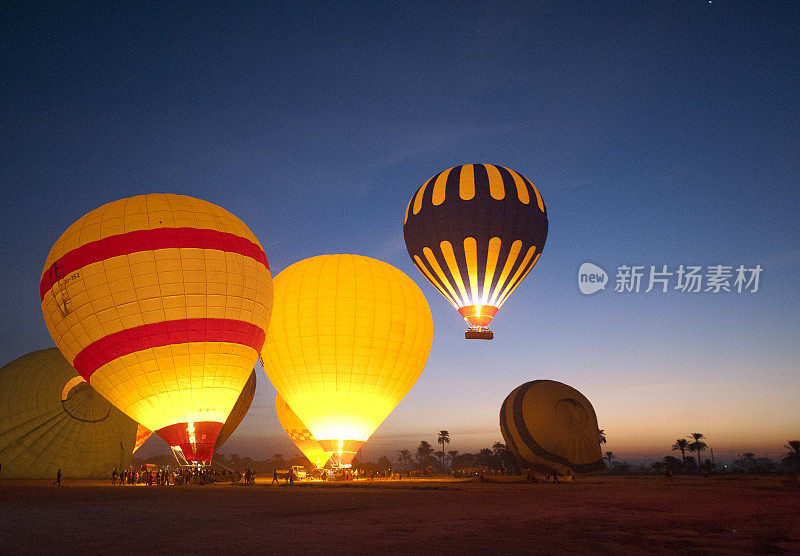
[261, 254, 432, 466]
[275, 393, 331, 469]
[213, 368, 257, 450]
[499, 380, 604, 476]
[132, 424, 152, 455]
[131, 369, 257, 458]
[0, 348, 139, 479]
[403, 164, 548, 339]
[40, 194, 273, 462]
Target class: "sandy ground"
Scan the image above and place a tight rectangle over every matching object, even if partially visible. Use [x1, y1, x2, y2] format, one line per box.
[0, 475, 798, 555]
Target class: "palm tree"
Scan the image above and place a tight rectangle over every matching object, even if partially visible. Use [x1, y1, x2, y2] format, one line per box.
[598, 429, 607, 445]
[672, 439, 689, 463]
[397, 449, 411, 471]
[447, 450, 459, 470]
[492, 441, 506, 456]
[687, 433, 707, 472]
[604, 451, 614, 467]
[416, 441, 435, 468]
[783, 440, 800, 472]
[438, 430, 450, 462]
[476, 448, 494, 468]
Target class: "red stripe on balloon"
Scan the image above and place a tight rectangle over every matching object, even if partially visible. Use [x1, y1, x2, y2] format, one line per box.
[71, 318, 266, 380]
[40, 227, 269, 301]
[156, 421, 223, 462]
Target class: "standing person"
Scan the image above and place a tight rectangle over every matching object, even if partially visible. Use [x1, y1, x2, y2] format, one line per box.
[53, 468, 61, 486]
[289, 468, 295, 485]
[272, 469, 279, 485]
[112, 469, 117, 485]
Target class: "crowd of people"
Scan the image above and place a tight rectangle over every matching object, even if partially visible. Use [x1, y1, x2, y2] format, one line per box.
[110, 466, 224, 486]
[105, 465, 409, 486]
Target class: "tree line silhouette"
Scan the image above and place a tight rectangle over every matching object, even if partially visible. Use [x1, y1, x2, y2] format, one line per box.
[134, 432, 799, 477]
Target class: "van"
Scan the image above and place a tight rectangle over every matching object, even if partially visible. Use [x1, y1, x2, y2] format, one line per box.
[292, 465, 307, 480]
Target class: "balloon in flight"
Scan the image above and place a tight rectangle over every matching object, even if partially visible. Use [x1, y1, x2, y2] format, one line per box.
[275, 393, 331, 469]
[261, 254, 433, 465]
[40, 194, 273, 462]
[0, 348, 139, 479]
[499, 380, 604, 475]
[403, 164, 548, 339]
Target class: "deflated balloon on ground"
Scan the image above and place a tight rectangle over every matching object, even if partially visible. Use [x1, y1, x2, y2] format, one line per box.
[500, 379, 604, 476]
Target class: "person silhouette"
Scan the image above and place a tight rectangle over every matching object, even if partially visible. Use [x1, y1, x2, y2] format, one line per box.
[53, 468, 61, 486]
[272, 469, 279, 485]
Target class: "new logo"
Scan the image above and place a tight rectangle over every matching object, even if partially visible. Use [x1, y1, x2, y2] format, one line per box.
[578, 263, 608, 295]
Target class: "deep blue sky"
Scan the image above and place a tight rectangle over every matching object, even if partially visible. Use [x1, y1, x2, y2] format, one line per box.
[2, 2, 798, 462]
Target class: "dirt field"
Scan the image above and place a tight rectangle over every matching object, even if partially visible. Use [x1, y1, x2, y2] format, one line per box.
[1, 475, 798, 554]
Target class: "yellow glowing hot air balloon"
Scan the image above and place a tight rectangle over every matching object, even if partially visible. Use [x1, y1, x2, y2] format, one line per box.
[130, 369, 257, 456]
[275, 393, 331, 469]
[40, 194, 273, 462]
[261, 254, 432, 466]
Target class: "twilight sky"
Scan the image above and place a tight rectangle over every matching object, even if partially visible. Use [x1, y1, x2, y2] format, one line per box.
[2, 2, 798, 463]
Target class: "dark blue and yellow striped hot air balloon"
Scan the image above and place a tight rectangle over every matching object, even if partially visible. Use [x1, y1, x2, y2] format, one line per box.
[499, 380, 605, 476]
[403, 164, 548, 339]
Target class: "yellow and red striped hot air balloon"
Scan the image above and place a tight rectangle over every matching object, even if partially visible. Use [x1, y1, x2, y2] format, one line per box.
[40, 194, 272, 462]
[130, 368, 258, 456]
[261, 254, 432, 466]
[403, 164, 548, 339]
[275, 393, 331, 469]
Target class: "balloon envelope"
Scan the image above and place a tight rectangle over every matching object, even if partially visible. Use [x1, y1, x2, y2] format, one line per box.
[404, 164, 548, 335]
[131, 368, 257, 456]
[500, 380, 604, 475]
[40, 194, 273, 461]
[132, 424, 152, 455]
[261, 254, 433, 465]
[275, 393, 331, 469]
[213, 368, 258, 451]
[0, 348, 139, 479]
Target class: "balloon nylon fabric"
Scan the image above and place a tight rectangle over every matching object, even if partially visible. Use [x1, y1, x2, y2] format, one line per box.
[40, 194, 273, 461]
[261, 254, 433, 465]
[404, 164, 548, 329]
[213, 368, 258, 450]
[275, 393, 331, 469]
[0, 348, 138, 479]
[500, 380, 604, 475]
[130, 368, 258, 455]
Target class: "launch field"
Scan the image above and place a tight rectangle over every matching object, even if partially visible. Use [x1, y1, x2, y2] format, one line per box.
[1, 475, 797, 554]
